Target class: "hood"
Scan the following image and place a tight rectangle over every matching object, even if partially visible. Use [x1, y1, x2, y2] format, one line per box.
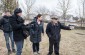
[14, 8, 22, 15]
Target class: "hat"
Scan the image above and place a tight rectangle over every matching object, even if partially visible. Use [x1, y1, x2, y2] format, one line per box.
[51, 17, 58, 20]
[14, 8, 22, 15]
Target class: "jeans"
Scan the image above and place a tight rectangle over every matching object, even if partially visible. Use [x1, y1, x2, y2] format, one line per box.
[4, 31, 15, 51]
[15, 40, 24, 55]
[32, 43, 39, 52]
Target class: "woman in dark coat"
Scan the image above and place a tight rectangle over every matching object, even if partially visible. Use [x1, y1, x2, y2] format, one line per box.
[10, 8, 26, 55]
[29, 14, 44, 55]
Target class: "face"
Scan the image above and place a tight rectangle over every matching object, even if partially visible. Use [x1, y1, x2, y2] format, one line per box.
[5, 12, 11, 16]
[38, 16, 42, 21]
[17, 13, 22, 16]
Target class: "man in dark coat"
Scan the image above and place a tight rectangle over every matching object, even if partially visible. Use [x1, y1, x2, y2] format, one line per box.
[46, 17, 72, 55]
[29, 14, 44, 55]
[10, 8, 26, 55]
[0, 11, 15, 55]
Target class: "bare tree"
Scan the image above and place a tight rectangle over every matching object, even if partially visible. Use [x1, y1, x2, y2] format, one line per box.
[82, 0, 85, 17]
[56, 0, 72, 24]
[77, 0, 85, 27]
[34, 6, 49, 14]
[0, 0, 18, 13]
[34, 6, 50, 20]
[0, 0, 3, 15]
[21, 0, 36, 19]
[49, 11, 58, 18]
[81, 0, 85, 27]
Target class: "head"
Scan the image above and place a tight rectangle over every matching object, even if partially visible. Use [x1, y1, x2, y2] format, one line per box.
[51, 17, 59, 23]
[14, 8, 22, 16]
[4, 11, 11, 16]
[37, 14, 42, 21]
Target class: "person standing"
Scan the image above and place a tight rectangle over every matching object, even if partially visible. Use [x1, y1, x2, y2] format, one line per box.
[29, 14, 44, 55]
[0, 11, 15, 55]
[46, 17, 72, 55]
[10, 8, 27, 55]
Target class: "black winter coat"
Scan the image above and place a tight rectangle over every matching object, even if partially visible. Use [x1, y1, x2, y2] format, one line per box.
[0, 16, 12, 33]
[10, 15, 25, 42]
[29, 20, 44, 43]
[46, 22, 71, 42]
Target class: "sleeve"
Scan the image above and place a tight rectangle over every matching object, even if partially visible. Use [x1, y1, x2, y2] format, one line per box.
[10, 17, 24, 30]
[60, 22, 71, 30]
[46, 23, 51, 37]
[25, 22, 34, 31]
[42, 22, 44, 33]
[0, 18, 4, 30]
[29, 22, 35, 35]
[25, 24, 31, 31]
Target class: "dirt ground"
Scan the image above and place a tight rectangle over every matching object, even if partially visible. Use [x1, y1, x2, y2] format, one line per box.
[0, 25, 85, 55]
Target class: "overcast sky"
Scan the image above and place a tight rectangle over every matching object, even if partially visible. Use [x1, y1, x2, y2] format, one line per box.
[18, 0, 79, 16]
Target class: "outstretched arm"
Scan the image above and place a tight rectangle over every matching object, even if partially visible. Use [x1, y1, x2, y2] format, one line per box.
[60, 23, 71, 30]
[10, 17, 24, 30]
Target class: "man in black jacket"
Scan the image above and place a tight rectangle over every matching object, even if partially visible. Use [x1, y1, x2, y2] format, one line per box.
[46, 17, 72, 55]
[10, 8, 26, 55]
[0, 11, 15, 55]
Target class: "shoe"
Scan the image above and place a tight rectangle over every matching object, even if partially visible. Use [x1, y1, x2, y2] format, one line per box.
[33, 52, 37, 55]
[55, 54, 59, 55]
[8, 50, 12, 55]
[47, 53, 52, 55]
[12, 49, 16, 53]
[37, 51, 40, 54]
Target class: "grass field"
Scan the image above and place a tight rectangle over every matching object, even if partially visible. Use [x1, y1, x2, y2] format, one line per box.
[0, 25, 85, 55]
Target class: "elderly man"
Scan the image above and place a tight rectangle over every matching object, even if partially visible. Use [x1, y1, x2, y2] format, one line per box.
[46, 17, 72, 55]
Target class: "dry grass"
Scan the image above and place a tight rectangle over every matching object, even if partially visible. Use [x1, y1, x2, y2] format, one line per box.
[0, 25, 85, 55]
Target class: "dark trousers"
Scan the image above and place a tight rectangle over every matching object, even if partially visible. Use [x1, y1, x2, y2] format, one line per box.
[32, 43, 39, 52]
[49, 38, 60, 55]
